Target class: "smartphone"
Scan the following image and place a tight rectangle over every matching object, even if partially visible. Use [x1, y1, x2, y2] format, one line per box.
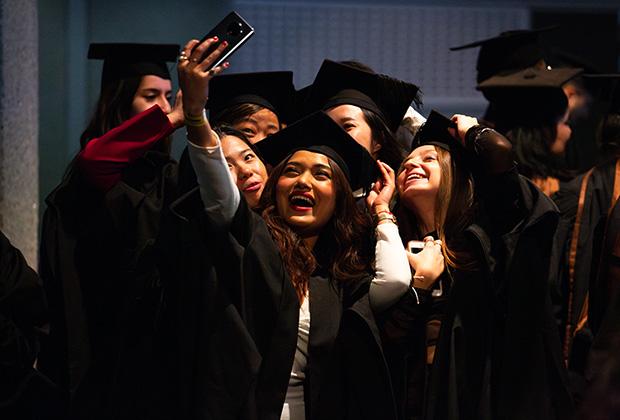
[408, 240, 424, 254]
[408, 240, 443, 297]
[196, 11, 254, 69]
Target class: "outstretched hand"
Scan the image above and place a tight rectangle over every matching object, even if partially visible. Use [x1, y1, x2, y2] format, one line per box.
[177, 37, 230, 116]
[366, 160, 396, 216]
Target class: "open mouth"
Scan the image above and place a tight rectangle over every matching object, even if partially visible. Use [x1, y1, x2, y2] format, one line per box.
[406, 172, 428, 183]
[289, 193, 315, 211]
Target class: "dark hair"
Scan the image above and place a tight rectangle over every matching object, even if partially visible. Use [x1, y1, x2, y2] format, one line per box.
[506, 125, 566, 179]
[361, 108, 407, 170]
[258, 154, 373, 301]
[79, 76, 142, 148]
[211, 103, 281, 129]
[599, 113, 620, 156]
[215, 124, 268, 170]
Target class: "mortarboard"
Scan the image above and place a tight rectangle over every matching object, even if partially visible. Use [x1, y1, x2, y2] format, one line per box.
[256, 111, 379, 191]
[450, 27, 556, 83]
[207, 71, 296, 124]
[477, 66, 583, 128]
[410, 110, 461, 153]
[302, 60, 421, 132]
[88, 43, 179, 89]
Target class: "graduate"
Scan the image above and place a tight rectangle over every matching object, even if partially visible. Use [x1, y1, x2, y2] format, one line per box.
[300, 59, 421, 171]
[0, 231, 60, 419]
[208, 71, 296, 143]
[477, 66, 583, 196]
[37, 42, 226, 419]
[169, 35, 423, 419]
[379, 111, 574, 419]
[550, 81, 620, 405]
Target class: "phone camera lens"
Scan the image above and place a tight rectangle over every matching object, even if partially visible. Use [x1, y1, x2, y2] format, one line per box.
[227, 22, 243, 36]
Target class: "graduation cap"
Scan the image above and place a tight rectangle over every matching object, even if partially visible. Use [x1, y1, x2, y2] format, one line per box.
[411, 110, 461, 153]
[88, 43, 179, 89]
[478, 66, 583, 129]
[450, 27, 556, 83]
[302, 59, 421, 132]
[207, 71, 296, 124]
[256, 111, 379, 191]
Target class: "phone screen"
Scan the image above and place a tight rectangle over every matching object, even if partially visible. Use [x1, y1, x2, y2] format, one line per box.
[408, 240, 424, 254]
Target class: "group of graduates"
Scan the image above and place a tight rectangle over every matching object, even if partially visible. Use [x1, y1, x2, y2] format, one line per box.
[2, 21, 620, 420]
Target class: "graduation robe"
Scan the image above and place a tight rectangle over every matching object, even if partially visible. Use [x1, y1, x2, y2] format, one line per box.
[38, 148, 178, 419]
[157, 186, 398, 420]
[382, 171, 574, 420]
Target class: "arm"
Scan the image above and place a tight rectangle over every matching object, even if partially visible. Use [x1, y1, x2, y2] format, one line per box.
[366, 161, 416, 312]
[178, 37, 235, 225]
[78, 104, 177, 191]
[187, 136, 240, 226]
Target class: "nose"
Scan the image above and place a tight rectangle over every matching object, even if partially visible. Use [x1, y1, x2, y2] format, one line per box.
[238, 162, 253, 180]
[294, 170, 312, 189]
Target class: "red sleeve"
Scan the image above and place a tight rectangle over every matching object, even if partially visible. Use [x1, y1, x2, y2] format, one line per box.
[77, 105, 175, 191]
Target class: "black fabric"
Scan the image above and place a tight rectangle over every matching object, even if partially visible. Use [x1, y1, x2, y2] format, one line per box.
[38, 151, 179, 419]
[0, 231, 63, 419]
[411, 110, 459, 153]
[88, 43, 179, 88]
[550, 158, 620, 404]
[159, 185, 397, 419]
[381, 128, 573, 419]
[255, 111, 379, 192]
[207, 71, 296, 123]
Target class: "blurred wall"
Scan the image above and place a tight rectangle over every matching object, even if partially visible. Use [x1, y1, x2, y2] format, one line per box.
[37, 0, 620, 258]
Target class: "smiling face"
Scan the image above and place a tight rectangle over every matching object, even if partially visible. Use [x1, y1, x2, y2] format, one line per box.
[221, 134, 268, 208]
[131, 75, 172, 116]
[275, 150, 337, 237]
[233, 108, 280, 144]
[326, 104, 379, 156]
[397, 145, 441, 206]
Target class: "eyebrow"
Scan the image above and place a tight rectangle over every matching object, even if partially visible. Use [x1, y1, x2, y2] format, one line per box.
[286, 161, 332, 172]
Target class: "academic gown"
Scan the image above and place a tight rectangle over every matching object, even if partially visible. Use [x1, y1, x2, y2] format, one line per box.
[0, 230, 62, 419]
[551, 157, 620, 401]
[382, 170, 574, 420]
[158, 185, 398, 420]
[38, 146, 178, 419]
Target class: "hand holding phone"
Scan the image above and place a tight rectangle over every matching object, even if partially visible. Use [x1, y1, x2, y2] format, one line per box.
[195, 11, 254, 70]
[406, 239, 445, 295]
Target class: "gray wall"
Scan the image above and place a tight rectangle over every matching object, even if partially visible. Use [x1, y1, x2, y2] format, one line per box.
[1, 0, 39, 266]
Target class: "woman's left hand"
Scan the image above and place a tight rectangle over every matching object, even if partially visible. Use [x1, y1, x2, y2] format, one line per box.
[366, 160, 396, 215]
[177, 37, 229, 116]
[450, 114, 478, 144]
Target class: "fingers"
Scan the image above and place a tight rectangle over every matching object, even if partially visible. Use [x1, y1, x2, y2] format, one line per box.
[179, 40, 200, 66]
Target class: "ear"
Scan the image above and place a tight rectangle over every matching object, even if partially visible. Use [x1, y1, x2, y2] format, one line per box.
[371, 140, 382, 155]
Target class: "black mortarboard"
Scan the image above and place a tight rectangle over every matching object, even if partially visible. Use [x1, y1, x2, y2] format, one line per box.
[302, 60, 421, 132]
[410, 110, 460, 153]
[450, 27, 556, 83]
[256, 111, 379, 191]
[207, 71, 296, 123]
[88, 43, 179, 89]
[478, 66, 582, 129]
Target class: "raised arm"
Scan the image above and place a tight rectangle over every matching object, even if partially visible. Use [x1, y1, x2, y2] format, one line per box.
[178, 37, 240, 226]
[78, 102, 183, 191]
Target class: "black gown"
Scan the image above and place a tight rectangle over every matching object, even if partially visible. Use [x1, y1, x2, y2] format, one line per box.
[0, 230, 61, 419]
[157, 185, 398, 420]
[550, 156, 620, 403]
[381, 125, 574, 420]
[38, 150, 178, 419]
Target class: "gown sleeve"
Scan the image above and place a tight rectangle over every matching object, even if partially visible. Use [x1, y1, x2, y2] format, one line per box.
[370, 222, 412, 312]
[77, 105, 175, 191]
[187, 135, 240, 227]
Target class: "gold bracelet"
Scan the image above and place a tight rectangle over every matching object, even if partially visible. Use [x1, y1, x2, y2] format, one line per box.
[376, 212, 397, 225]
[184, 109, 207, 127]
